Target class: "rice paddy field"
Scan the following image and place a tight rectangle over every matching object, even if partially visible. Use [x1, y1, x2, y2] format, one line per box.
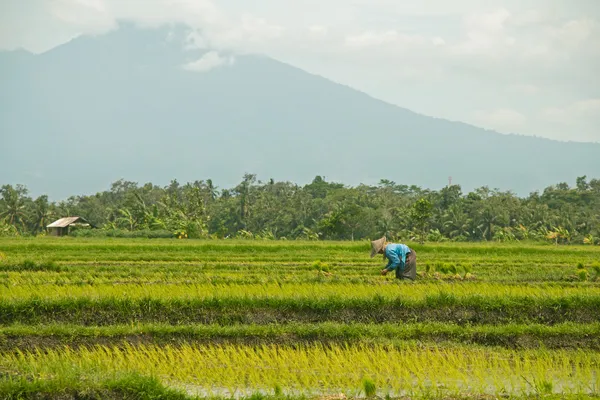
[1, 238, 599, 399]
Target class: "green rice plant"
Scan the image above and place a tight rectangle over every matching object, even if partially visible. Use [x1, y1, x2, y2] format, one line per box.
[535, 379, 554, 395]
[592, 265, 600, 280]
[0, 371, 194, 400]
[448, 264, 458, 275]
[461, 264, 472, 274]
[522, 376, 554, 396]
[2, 238, 600, 398]
[3, 237, 600, 285]
[311, 260, 331, 273]
[3, 281, 600, 307]
[363, 378, 376, 397]
[0, 259, 62, 272]
[434, 263, 448, 274]
[1, 343, 597, 398]
[577, 269, 589, 282]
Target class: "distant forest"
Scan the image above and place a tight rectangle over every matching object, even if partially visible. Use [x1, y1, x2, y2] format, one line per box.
[1, 175, 599, 244]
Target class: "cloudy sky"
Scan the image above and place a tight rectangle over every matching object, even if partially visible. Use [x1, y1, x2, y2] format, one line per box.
[2, 0, 599, 142]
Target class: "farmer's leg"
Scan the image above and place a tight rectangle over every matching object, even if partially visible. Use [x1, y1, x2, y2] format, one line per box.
[402, 250, 417, 280]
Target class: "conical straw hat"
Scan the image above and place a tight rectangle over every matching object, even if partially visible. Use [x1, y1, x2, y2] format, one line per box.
[370, 236, 387, 258]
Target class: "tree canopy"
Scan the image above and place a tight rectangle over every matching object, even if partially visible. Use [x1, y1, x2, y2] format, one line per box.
[1, 175, 599, 244]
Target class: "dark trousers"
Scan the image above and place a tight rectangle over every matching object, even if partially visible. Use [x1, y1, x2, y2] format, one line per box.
[396, 249, 417, 280]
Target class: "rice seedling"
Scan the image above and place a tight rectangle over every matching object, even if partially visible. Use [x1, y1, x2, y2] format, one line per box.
[578, 269, 590, 281]
[1, 343, 598, 398]
[362, 378, 376, 397]
[592, 265, 600, 281]
[1, 238, 600, 398]
[4, 280, 600, 302]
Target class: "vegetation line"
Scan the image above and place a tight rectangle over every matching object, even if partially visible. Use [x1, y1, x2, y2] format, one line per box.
[2, 175, 599, 244]
[2, 322, 599, 350]
[1, 295, 599, 325]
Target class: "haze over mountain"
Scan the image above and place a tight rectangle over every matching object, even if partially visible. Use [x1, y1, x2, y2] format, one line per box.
[1, 24, 598, 200]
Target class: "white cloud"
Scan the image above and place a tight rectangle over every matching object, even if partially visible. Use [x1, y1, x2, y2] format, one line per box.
[507, 84, 539, 95]
[532, 99, 600, 142]
[307, 25, 328, 37]
[107, 0, 223, 29]
[50, 0, 116, 34]
[182, 51, 234, 72]
[472, 108, 527, 132]
[184, 30, 209, 50]
[344, 30, 427, 48]
[41, 0, 286, 55]
[466, 8, 511, 33]
[1, 0, 599, 142]
[542, 99, 600, 123]
[431, 37, 446, 46]
[510, 9, 543, 26]
[552, 18, 597, 46]
[451, 9, 514, 56]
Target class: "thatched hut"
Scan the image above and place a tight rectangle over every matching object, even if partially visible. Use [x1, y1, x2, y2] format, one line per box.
[46, 216, 91, 236]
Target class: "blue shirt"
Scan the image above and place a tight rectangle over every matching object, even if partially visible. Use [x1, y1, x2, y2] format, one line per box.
[384, 243, 411, 271]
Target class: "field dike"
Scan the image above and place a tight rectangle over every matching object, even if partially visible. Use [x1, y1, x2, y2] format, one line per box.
[1, 294, 599, 326]
[2, 323, 600, 351]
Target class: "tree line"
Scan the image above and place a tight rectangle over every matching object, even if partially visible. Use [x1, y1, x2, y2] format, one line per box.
[1, 174, 599, 244]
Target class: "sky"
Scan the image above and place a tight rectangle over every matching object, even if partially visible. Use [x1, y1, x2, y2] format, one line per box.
[1, 0, 599, 143]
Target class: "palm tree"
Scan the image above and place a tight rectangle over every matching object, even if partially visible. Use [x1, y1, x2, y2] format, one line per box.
[0, 185, 28, 232]
[475, 203, 505, 241]
[206, 179, 219, 201]
[442, 205, 471, 239]
[29, 195, 54, 235]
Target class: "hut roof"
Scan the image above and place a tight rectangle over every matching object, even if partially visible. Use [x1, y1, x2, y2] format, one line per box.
[47, 216, 89, 228]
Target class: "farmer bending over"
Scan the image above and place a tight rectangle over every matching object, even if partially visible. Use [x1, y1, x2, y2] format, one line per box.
[370, 236, 417, 280]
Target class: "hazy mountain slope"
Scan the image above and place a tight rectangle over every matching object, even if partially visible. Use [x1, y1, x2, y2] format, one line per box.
[1, 24, 598, 199]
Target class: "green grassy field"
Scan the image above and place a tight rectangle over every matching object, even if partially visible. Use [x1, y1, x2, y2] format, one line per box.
[0, 238, 599, 399]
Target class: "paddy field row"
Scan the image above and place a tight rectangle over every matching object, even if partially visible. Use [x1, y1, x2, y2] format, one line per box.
[0, 238, 599, 399]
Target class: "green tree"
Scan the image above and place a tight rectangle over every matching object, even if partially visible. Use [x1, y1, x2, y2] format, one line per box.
[410, 198, 433, 244]
[29, 195, 54, 235]
[0, 184, 29, 233]
[1, 175, 598, 242]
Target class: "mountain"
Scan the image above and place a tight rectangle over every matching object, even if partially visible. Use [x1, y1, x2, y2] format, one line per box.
[1, 23, 599, 199]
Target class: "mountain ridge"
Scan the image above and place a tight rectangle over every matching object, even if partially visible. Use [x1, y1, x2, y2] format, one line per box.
[1, 24, 598, 200]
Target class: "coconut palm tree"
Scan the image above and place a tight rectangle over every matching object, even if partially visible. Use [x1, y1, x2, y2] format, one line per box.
[0, 185, 28, 232]
[442, 205, 471, 239]
[29, 195, 54, 235]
